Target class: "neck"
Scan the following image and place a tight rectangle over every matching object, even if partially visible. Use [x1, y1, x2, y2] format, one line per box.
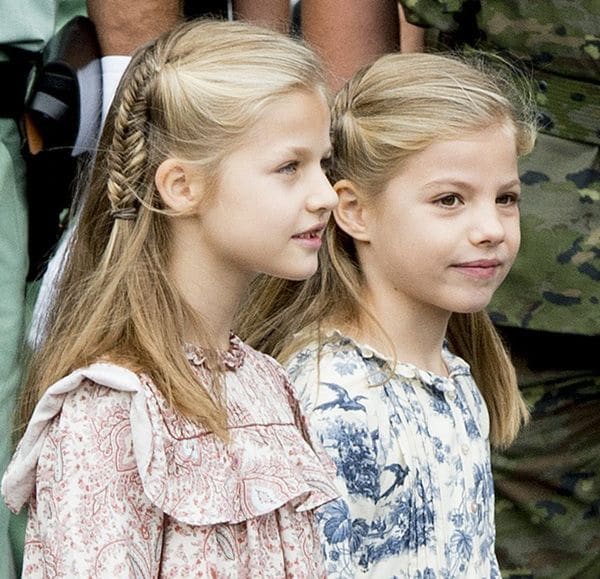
[350, 286, 451, 376]
[169, 234, 252, 350]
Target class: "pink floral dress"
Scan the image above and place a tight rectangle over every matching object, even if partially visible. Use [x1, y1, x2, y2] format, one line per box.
[2, 336, 338, 577]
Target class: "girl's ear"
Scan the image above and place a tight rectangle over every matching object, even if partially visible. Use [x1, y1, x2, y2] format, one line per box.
[155, 158, 204, 214]
[333, 179, 371, 242]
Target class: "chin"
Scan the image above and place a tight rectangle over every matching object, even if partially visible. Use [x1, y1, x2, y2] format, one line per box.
[285, 268, 319, 281]
[447, 296, 494, 315]
[269, 263, 319, 282]
[452, 300, 493, 315]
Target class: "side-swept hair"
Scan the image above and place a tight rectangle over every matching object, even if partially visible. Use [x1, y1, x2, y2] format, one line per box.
[238, 52, 536, 448]
[19, 19, 327, 439]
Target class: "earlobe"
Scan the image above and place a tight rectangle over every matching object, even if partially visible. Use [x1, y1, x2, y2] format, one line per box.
[155, 158, 203, 214]
[333, 179, 371, 242]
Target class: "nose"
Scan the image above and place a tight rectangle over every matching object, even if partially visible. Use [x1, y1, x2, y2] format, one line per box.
[306, 170, 338, 214]
[469, 204, 507, 246]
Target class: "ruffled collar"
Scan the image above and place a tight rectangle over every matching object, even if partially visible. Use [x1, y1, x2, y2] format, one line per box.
[323, 328, 471, 389]
[184, 333, 246, 371]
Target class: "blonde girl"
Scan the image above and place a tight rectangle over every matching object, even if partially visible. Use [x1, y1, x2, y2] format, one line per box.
[238, 52, 537, 577]
[1, 19, 340, 577]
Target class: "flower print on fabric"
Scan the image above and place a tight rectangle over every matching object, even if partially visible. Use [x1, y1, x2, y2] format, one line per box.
[287, 331, 499, 578]
[320, 417, 379, 500]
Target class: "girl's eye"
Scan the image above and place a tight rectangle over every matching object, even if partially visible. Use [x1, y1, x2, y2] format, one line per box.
[497, 193, 520, 206]
[277, 161, 299, 175]
[436, 194, 462, 207]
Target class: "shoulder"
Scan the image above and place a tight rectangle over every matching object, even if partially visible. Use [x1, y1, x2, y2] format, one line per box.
[1, 362, 147, 512]
[284, 334, 377, 414]
[29, 361, 145, 423]
[240, 338, 288, 376]
[234, 338, 295, 396]
[288, 333, 379, 384]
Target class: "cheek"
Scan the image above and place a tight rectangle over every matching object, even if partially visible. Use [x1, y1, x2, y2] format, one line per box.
[508, 218, 521, 256]
[505, 219, 521, 263]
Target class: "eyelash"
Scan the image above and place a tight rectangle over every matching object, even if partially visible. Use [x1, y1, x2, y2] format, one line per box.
[436, 194, 462, 207]
[277, 161, 299, 175]
[497, 193, 520, 205]
[435, 192, 521, 207]
[277, 156, 332, 176]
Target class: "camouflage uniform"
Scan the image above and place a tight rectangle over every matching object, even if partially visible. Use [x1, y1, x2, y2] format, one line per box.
[398, 1, 599, 577]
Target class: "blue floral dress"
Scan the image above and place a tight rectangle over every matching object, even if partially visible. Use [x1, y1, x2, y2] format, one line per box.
[286, 331, 500, 579]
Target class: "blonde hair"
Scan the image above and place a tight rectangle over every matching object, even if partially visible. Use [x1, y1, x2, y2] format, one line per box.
[238, 52, 537, 448]
[19, 19, 327, 439]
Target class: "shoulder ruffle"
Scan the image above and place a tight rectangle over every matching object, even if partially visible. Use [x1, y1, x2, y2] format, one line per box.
[2, 361, 338, 525]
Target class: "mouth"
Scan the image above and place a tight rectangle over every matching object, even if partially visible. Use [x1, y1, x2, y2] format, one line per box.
[451, 259, 503, 280]
[292, 223, 326, 249]
[292, 223, 326, 241]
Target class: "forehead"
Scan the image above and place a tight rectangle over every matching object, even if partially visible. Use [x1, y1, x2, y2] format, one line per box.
[410, 125, 516, 168]
[254, 89, 328, 129]
[382, 124, 519, 194]
[233, 90, 331, 154]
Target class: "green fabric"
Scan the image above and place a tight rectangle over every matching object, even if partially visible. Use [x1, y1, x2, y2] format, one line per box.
[0, 118, 28, 579]
[0, 2, 86, 576]
[0, 0, 86, 55]
[489, 132, 599, 335]
[493, 365, 600, 578]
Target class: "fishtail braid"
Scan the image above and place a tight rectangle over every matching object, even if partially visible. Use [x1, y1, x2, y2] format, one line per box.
[106, 41, 164, 220]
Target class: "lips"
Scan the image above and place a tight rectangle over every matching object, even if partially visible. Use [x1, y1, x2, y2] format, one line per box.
[292, 223, 326, 250]
[452, 259, 502, 280]
[292, 223, 326, 240]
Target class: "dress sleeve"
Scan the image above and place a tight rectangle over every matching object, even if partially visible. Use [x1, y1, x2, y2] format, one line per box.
[23, 379, 164, 577]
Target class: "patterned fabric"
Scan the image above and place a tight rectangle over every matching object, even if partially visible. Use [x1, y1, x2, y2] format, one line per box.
[1, 337, 338, 577]
[492, 362, 600, 579]
[286, 332, 499, 579]
[1, 2, 88, 576]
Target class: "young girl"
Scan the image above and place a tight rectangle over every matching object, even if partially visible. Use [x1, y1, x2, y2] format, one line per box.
[1, 19, 340, 577]
[238, 52, 537, 577]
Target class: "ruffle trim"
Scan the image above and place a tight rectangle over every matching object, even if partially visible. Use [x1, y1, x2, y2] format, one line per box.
[1, 362, 338, 526]
[184, 333, 246, 371]
[324, 329, 472, 387]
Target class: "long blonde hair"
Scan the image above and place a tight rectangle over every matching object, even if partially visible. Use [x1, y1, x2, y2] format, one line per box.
[238, 52, 537, 448]
[19, 19, 327, 440]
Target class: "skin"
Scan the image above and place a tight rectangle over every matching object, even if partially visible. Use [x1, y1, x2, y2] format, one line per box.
[158, 90, 337, 347]
[301, 0, 399, 90]
[335, 124, 521, 375]
[233, 0, 290, 33]
[87, 0, 182, 55]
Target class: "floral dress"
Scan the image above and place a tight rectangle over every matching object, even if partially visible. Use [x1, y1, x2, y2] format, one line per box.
[2, 336, 338, 578]
[286, 332, 500, 579]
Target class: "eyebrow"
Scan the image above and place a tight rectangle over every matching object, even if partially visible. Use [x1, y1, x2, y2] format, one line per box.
[423, 178, 521, 191]
[272, 145, 333, 160]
